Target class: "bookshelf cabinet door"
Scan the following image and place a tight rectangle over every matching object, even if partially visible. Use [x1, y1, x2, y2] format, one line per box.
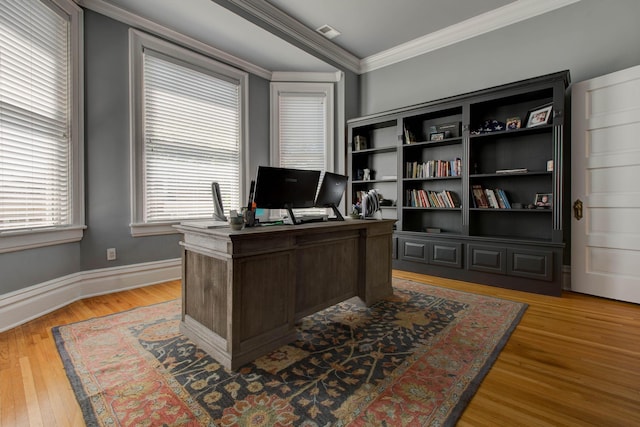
[429, 241, 462, 268]
[467, 244, 506, 274]
[399, 239, 428, 264]
[507, 248, 553, 281]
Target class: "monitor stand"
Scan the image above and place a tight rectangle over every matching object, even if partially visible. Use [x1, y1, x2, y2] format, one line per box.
[286, 205, 344, 224]
[286, 207, 299, 225]
[327, 204, 345, 221]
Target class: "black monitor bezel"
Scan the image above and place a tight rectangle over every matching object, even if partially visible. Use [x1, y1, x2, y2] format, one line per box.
[253, 166, 320, 212]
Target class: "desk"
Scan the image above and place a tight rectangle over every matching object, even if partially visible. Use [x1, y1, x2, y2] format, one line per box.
[175, 219, 394, 370]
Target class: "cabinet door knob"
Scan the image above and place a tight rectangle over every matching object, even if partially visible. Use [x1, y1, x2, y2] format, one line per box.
[573, 199, 583, 220]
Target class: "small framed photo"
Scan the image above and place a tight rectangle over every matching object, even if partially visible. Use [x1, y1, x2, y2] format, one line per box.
[506, 116, 521, 130]
[354, 135, 367, 151]
[430, 132, 445, 141]
[526, 104, 553, 128]
[534, 193, 552, 208]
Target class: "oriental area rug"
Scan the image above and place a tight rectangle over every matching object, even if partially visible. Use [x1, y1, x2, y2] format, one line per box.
[53, 278, 526, 426]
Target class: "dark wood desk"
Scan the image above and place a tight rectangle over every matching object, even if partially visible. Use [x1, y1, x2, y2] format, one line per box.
[175, 219, 394, 370]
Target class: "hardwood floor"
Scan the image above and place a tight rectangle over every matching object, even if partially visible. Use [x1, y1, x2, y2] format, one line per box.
[1, 272, 639, 426]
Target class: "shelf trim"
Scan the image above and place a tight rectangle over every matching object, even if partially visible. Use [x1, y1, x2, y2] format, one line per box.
[469, 207, 552, 213]
[352, 179, 397, 184]
[351, 145, 397, 154]
[469, 171, 551, 178]
[403, 207, 462, 211]
[403, 176, 462, 181]
[469, 124, 553, 139]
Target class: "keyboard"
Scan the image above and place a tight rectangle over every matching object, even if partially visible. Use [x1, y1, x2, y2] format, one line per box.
[181, 220, 229, 229]
[296, 215, 327, 224]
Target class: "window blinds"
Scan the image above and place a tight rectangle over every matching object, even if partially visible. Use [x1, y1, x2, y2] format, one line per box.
[278, 92, 327, 215]
[0, 0, 71, 231]
[143, 51, 241, 222]
[278, 93, 326, 173]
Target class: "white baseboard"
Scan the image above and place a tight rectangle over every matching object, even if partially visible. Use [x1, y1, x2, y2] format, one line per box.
[0, 258, 181, 332]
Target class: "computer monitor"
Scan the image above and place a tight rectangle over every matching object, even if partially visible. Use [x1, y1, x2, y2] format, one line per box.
[315, 172, 348, 221]
[253, 166, 320, 224]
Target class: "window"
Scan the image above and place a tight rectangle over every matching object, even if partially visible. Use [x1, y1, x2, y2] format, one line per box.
[0, 0, 84, 253]
[130, 30, 248, 236]
[270, 82, 334, 215]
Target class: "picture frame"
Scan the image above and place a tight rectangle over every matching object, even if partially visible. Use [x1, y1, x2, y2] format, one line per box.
[526, 104, 553, 128]
[354, 135, 367, 151]
[534, 193, 552, 208]
[506, 116, 521, 130]
[430, 132, 445, 141]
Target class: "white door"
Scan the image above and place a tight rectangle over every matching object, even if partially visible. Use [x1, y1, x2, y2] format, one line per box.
[571, 65, 640, 303]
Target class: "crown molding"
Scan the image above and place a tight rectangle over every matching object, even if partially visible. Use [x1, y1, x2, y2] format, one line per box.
[360, 0, 581, 73]
[271, 71, 342, 82]
[74, 0, 272, 80]
[221, 0, 361, 74]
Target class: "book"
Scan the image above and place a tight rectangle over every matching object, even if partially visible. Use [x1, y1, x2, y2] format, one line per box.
[485, 189, 500, 209]
[496, 188, 511, 208]
[448, 191, 461, 208]
[496, 168, 528, 174]
[404, 127, 416, 144]
[494, 189, 506, 209]
[472, 185, 489, 208]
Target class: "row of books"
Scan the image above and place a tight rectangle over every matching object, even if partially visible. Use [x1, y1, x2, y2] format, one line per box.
[405, 158, 461, 179]
[471, 185, 511, 209]
[406, 189, 461, 208]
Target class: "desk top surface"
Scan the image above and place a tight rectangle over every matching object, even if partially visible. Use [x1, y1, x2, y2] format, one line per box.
[175, 218, 395, 239]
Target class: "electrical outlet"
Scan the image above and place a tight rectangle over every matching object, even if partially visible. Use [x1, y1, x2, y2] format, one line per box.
[106, 247, 117, 261]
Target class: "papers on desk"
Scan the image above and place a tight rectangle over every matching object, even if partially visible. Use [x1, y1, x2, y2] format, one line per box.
[181, 220, 229, 229]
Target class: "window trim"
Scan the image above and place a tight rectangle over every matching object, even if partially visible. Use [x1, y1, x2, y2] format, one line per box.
[129, 30, 249, 237]
[269, 81, 335, 218]
[0, 0, 85, 253]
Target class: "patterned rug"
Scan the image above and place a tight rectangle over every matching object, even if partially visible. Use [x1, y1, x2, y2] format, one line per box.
[53, 278, 526, 426]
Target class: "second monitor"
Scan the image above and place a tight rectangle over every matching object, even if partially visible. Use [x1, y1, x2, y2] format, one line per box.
[314, 171, 348, 221]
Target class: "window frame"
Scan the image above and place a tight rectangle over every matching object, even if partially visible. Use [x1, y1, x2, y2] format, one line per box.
[129, 30, 249, 237]
[0, 0, 85, 254]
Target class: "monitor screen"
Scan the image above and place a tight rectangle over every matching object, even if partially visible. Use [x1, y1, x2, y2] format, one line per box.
[253, 166, 320, 210]
[315, 172, 348, 208]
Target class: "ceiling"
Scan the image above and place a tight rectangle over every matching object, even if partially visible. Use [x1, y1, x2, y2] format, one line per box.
[90, 0, 579, 75]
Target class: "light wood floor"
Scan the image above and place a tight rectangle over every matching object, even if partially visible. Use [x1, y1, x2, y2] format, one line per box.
[1, 272, 639, 426]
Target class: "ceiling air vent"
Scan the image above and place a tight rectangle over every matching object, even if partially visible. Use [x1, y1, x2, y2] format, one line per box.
[316, 24, 340, 39]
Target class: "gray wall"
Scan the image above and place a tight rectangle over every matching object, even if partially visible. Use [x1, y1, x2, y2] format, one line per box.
[359, 0, 640, 116]
[79, 11, 274, 270]
[0, 10, 272, 294]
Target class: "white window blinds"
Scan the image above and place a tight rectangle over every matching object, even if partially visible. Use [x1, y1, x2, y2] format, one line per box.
[278, 93, 327, 173]
[142, 51, 241, 222]
[0, 0, 71, 231]
[273, 83, 334, 216]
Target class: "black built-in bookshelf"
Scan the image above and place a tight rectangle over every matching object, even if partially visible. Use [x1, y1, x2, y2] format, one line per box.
[347, 71, 570, 296]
